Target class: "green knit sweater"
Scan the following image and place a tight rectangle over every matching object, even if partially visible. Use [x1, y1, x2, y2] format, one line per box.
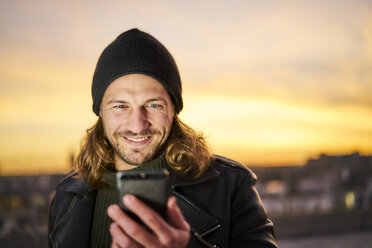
[90, 156, 168, 248]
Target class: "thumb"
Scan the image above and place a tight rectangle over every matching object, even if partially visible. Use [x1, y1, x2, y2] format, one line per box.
[167, 196, 190, 232]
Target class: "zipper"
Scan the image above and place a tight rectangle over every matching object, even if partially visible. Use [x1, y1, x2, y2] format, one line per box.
[200, 224, 221, 237]
[200, 224, 221, 248]
[192, 229, 221, 248]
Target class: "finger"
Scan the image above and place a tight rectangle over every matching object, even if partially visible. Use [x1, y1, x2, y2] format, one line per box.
[107, 204, 136, 228]
[124, 195, 190, 247]
[167, 197, 190, 232]
[111, 240, 125, 248]
[112, 239, 140, 248]
[111, 240, 119, 248]
[109, 223, 132, 248]
[108, 203, 158, 247]
[123, 194, 170, 235]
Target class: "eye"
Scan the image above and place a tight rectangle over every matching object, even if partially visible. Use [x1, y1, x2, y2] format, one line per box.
[147, 103, 163, 109]
[113, 104, 128, 109]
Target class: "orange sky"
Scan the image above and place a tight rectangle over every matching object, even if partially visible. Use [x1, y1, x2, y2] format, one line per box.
[1, 0, 372, 175]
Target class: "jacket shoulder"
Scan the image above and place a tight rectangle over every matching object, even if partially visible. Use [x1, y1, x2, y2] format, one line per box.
[56, 170, 78, 188]
[213, 155, 257, 183]
[49, 171, 96, 248]
[54, 170, 92, 196]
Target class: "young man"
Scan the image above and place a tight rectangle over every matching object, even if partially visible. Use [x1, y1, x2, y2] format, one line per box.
[48, 28, 278, 248]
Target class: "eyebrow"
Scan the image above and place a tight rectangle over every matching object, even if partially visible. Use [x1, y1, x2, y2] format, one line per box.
[106, 99, 128, 105]
[146, 98, 167, 104]
[106, 98, 168, 105]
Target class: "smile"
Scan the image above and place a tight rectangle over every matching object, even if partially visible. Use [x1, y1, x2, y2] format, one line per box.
[125, 136, 150, 142]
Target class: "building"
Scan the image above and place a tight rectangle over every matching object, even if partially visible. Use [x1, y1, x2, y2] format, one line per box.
[0, 174, 65, 248]
[251, 153, 372, 237]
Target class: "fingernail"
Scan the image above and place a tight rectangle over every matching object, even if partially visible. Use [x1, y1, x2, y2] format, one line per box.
[170, 196, 176, 206]
[109, 203, 121, 212]
[124, 194, 135, 204]
[107, 205, 115, 216]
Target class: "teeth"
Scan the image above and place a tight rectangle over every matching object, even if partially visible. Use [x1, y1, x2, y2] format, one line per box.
[126, 136, 149, 142]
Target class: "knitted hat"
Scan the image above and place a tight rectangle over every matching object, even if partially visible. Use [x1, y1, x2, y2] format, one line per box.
[92, 28, 183, 116]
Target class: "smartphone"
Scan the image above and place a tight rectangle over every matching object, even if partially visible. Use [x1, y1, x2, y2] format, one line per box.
[116, 169, 169, 227]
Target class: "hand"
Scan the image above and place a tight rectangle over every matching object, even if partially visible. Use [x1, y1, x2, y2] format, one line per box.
[107, 195, 190, 248]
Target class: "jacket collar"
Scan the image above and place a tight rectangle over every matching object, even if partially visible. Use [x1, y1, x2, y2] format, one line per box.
[58, 172, 95, 200]
[169, 163, 219, 186]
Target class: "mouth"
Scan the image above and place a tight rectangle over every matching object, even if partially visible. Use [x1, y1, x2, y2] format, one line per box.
[123, 136, 152, 145]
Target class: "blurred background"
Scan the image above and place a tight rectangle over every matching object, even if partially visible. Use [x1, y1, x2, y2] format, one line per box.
[0, 0, 371, 247]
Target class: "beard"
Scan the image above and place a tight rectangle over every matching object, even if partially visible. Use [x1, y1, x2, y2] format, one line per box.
[105, 128, 165, 166]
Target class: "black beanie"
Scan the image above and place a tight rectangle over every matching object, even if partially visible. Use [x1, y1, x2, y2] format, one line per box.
[92, 28, 183, 116]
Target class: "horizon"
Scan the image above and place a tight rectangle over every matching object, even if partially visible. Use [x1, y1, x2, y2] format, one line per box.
[1, 151, 370, 176]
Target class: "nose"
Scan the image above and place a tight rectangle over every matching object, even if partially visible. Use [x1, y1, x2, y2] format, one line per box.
[126, 107, 150, 134]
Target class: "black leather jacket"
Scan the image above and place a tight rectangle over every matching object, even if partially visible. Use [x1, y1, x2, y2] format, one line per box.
[48, 156, 277, 248]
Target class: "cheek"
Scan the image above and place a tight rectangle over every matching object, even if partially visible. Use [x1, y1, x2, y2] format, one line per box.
[102, 114, 124, 134]
[149, 114, 172, 133]
[166, 116, 174, 132]
[162, 115, 174, 136]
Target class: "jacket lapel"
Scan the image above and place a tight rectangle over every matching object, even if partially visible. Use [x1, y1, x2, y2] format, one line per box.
[170, 167, 221, 237]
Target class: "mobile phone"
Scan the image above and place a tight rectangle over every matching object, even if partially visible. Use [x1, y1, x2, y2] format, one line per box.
[116, 169, 169, 227]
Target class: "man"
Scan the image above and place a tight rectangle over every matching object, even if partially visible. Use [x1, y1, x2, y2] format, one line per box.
[48, 28, 277, 248]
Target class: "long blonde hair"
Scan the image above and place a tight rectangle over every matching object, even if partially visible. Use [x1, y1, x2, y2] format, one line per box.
[74, 115, 213, 189]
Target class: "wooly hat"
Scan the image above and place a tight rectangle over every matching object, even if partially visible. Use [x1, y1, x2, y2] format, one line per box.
[92, 28, 183, 116]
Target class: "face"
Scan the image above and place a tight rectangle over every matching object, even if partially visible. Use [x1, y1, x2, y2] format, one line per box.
[100, 74, 175, 170]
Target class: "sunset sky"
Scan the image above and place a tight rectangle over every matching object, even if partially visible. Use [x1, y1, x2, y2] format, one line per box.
[1, 0, 372, 175]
